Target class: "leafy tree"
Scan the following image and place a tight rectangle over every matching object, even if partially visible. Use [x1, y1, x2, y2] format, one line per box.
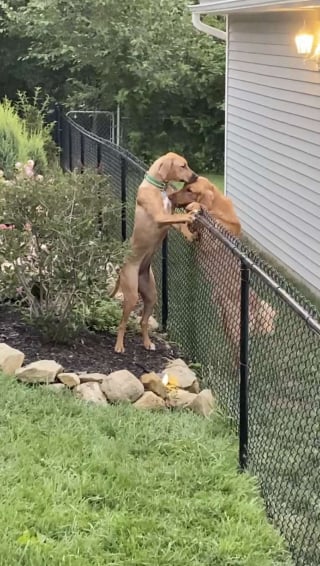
[1, 0, 226, 170]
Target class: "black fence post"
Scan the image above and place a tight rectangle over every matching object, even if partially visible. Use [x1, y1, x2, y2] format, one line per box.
[68, 121, 73, 172]
[53, 103, 62, 148]
[97, 142, 102, 171]
[59, 113, 65, 170]
[120, 156, 127, 242]
[80, 132, 85, 171]
[239, 260, 250, 471]
[161, 237, 169, 332]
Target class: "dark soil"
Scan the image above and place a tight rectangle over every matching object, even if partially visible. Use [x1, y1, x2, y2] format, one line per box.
[0, 305, 183, 378]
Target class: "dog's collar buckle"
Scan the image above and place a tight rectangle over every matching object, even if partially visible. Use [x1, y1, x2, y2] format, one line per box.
[144, 173, 167, 190]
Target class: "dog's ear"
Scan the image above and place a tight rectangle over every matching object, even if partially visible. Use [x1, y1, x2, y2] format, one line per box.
[158, 156, 173, 181]
[197, 181, 216, 209]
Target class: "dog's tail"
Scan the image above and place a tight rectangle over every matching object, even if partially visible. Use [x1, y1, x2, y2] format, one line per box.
[109, 275, 120, 298]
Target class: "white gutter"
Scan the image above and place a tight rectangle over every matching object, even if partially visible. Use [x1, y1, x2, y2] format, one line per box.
[190, 0, 320, 15]
[192, 12, 227, 40]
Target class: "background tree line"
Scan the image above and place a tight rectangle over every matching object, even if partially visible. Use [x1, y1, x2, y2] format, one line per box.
[0, 0, 226, 171]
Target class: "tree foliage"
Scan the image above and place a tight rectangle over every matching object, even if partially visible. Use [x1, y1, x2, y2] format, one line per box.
[1, 0, 226, 170]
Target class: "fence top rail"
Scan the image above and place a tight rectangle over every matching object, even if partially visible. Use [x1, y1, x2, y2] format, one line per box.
[65, 114, 146, 171]
[198, 211, 320, 335]
[65, 112, 320, 335]
[67, 110, 114, 115]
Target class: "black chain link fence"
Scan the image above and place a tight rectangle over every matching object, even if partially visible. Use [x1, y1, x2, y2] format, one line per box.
[57, 110, 320, 566]
[68, 110, 116, 142]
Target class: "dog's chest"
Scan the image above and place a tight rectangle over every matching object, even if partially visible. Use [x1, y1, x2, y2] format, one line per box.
[161, 191, 172, 213]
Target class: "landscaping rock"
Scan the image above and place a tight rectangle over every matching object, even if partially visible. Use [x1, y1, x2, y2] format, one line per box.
[164, 359, 199, 391]
[78, 372, 107, 384]
[186, 380, 200, 394]
[74, 382, 107, 404]
[0, 343, 25, 375]
[135, 315, 159, 332]
[47, 383, 66, 392]
[134, 391, 166, 410]
[167, 388, 197, 409]
[15, 360, 63, 383]
[101, 370, 144, 403]
[148, 316, 159, 331]
[188, 389, 215, 417]
[140, 372, 168, 400]
[58, 372, 80, 388]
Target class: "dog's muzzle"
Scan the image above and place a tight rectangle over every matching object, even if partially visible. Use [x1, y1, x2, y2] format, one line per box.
[189, 172, 198, 183]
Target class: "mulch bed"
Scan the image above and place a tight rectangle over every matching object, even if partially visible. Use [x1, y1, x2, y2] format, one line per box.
[0, 305, 183, 378]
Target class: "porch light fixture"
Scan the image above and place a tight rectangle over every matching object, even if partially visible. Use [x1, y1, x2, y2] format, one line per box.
[295, 22, 314, 55]
[311, 34, 320, 59]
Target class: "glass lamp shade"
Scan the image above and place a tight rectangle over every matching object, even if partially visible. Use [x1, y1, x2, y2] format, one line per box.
[295, 27, 314, 55]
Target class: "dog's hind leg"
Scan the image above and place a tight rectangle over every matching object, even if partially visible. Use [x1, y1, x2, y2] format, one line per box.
[138, 266, 157, 351]
[114, 264, 139, 353]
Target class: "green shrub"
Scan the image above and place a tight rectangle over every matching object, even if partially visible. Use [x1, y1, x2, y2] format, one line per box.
[0, 96, 49, 178]
[80, 297, 138, 334]
[0, 169, 127, 342]
[0, 99, 28, 177]
[25, 132, 49, 174]
[15, 88, 58, 166]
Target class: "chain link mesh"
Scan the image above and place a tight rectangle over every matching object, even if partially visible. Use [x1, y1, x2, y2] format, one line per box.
[248, 271, 320, 566]
[68, 111, 115, 142]
[62, 114, 320, 566]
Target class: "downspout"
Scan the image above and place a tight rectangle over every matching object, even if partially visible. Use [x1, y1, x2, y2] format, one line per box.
[191, 12, 226, 41]
[191, 10, 227, 195]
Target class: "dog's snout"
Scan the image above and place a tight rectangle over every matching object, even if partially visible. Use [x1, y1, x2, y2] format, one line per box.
[189, 172, 198, 183]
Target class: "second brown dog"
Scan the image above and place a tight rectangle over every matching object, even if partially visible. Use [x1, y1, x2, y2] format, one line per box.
[169, 176, 276, 351]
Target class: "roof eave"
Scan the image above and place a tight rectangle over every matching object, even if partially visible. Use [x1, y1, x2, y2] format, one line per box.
[189, 0, 320, 15]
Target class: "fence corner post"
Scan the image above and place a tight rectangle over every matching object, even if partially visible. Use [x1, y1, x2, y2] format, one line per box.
[120, 156, 127, 242]
[239, 260, 250, 471]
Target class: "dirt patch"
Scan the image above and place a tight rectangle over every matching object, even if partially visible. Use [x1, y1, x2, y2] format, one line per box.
[0, 305, 184, 377]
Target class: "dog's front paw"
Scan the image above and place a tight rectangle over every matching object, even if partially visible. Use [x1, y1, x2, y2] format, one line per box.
[144, 340, 156, 351]
[186, 202, 202, 213]
[185, 210, 199, 224]
[189, 231, 199, 242]
[183, 229, 199, 242]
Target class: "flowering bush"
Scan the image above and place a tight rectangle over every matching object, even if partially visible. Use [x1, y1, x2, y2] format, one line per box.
[0, 169, 127, 341]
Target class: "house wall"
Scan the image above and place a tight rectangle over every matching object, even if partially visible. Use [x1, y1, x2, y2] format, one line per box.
[226, 11, 320, 293]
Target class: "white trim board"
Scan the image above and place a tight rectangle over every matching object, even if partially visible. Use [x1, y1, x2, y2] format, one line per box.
[189, 0, 320, 15]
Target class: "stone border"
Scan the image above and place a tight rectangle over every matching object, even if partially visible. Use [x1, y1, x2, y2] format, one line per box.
[0, 343, 215, 417]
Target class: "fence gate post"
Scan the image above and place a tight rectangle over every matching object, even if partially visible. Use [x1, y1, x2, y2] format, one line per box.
[239, 260, 250, 471]
[161, 237, 168, 332]
[120, 156, 127, 242]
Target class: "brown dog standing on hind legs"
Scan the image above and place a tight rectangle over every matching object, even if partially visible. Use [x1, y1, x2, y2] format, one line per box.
[111, 152, 198, 353]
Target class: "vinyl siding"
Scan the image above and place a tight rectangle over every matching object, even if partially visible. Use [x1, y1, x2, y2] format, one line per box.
[226, 12, 320, 292]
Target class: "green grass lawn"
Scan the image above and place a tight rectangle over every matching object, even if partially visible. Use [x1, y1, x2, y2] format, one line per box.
[0, 373, 292, 566]
[203, 172, 224, 193]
